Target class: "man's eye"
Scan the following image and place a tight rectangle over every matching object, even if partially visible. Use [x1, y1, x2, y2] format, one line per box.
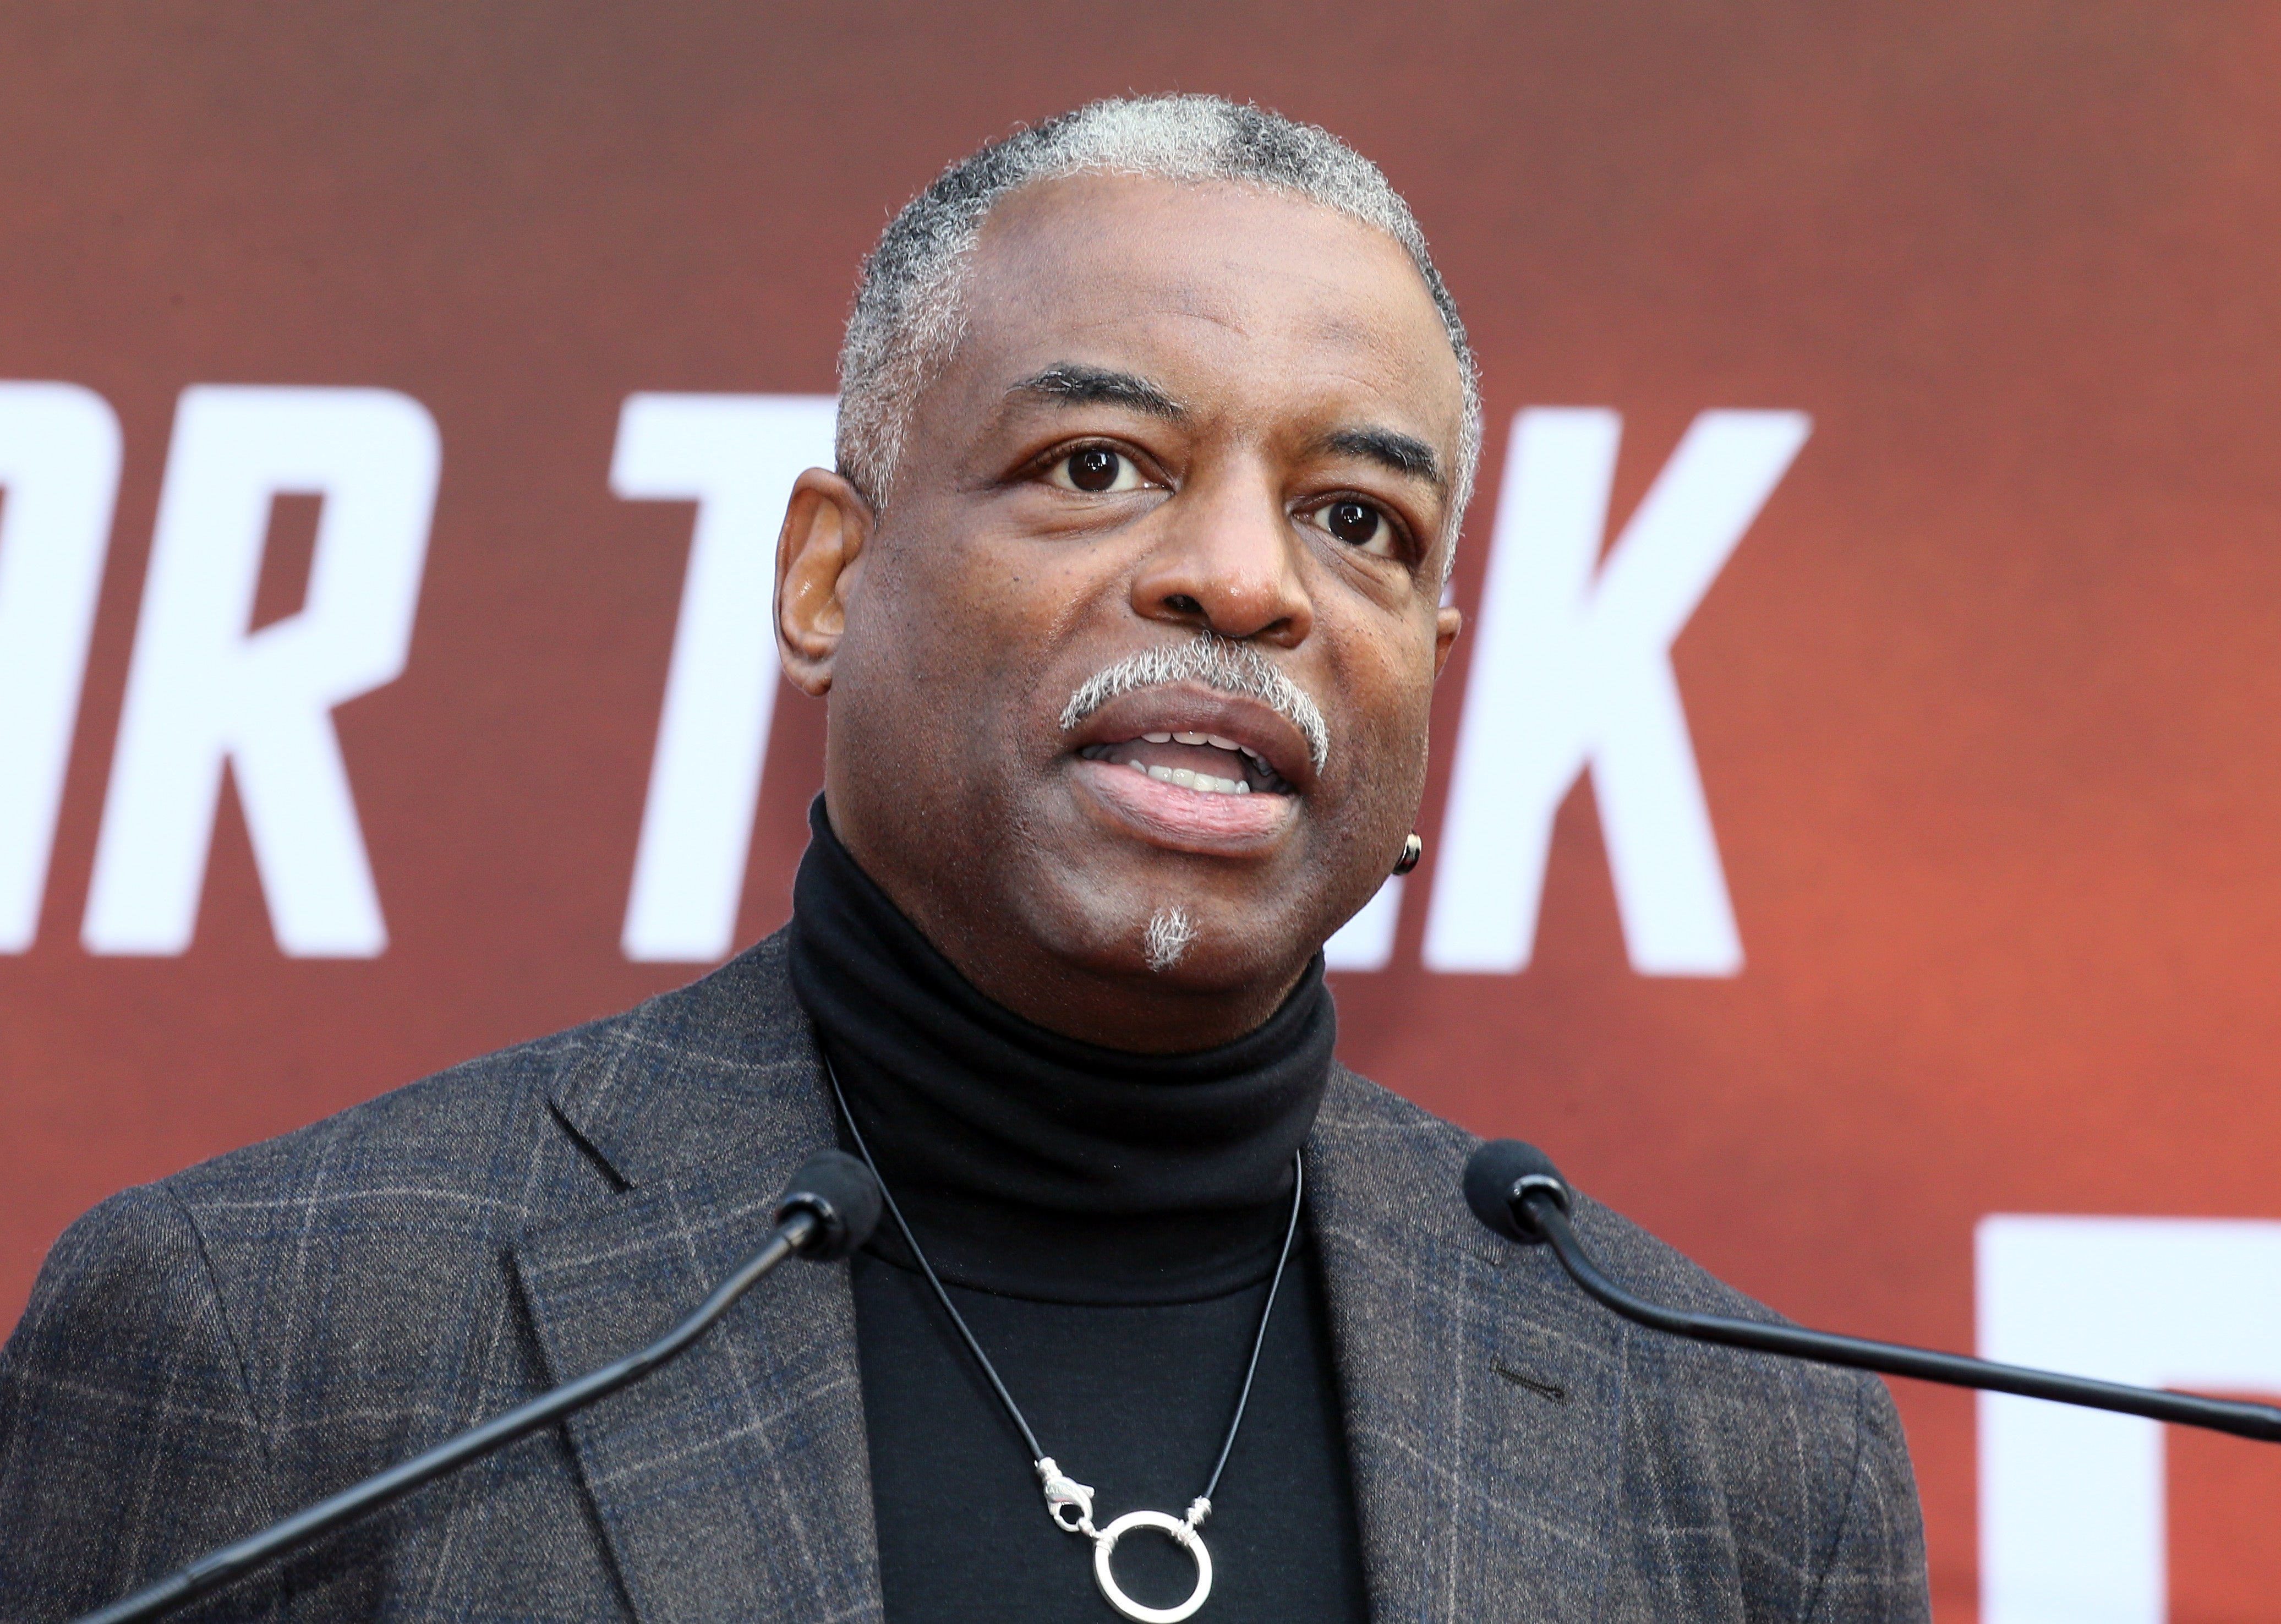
[1308, 498, 1395, 556]
[1048, 447, 1145, 494]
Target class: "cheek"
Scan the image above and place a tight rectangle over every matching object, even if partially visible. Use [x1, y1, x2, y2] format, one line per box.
[849, 525, 1007, 685]
[1336, 630, 1441, 786]
[843, 524, 1093, 758]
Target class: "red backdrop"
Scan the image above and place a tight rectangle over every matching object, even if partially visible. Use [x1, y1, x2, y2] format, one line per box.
[7, 6, 2281, 1618]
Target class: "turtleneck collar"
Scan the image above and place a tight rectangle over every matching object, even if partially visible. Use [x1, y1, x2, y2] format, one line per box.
[785, 797, 1336, 1306]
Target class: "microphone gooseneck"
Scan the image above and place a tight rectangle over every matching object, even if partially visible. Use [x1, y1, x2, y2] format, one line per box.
[1464, 1139, 2281, 1446]
[71, 1149, 882, 1624]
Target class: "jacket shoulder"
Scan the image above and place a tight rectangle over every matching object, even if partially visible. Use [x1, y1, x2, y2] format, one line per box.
[1315, 1064, 1928, 1620]
[1319, 1060, 1831, 1327]
[0, 933, 822, 1618]
[25, 933, 813, 1443]
[158, 928, 809, 1215]
[0, 1183, 290, 1621]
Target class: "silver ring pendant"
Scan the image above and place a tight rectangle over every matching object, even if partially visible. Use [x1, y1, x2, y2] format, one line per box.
[1091, 1511, 1213, 1624]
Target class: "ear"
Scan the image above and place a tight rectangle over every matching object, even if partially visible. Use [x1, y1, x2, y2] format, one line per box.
[1432, 603, 1463, 679]
[776, 468, 875, 696]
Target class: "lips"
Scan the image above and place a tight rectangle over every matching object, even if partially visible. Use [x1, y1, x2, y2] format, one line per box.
[1063, 686, 1315, 852]
[1077, 755, 1298, 847]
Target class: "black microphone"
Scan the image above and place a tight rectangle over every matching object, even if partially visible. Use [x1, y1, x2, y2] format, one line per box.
[1464, 1139, 2281, 1445]
[72, 1149, 884, 1624]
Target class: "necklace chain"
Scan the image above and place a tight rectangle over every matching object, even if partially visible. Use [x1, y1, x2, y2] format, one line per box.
[823, 1054, 1304, 1623]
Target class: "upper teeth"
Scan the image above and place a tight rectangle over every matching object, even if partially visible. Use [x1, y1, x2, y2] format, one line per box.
[1130, 761, 1250, 795]
[1142, 730, 1262, 766]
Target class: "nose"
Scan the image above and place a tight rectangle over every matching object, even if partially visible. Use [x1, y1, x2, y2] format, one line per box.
[1130, 462, 1314, 647]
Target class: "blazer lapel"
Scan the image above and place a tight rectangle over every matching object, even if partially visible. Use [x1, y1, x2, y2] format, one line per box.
[1308, 1065, 1622, 1622]
[512, 940, 882, 1624]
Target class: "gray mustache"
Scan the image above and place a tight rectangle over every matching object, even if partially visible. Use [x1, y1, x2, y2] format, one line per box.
[1058, 633, 1330, 775]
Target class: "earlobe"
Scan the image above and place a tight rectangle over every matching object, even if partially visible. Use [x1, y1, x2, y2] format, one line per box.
[776, 469, 874, 697]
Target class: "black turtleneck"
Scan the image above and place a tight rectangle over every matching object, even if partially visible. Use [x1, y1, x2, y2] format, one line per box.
[787, 800, 1369, 1624]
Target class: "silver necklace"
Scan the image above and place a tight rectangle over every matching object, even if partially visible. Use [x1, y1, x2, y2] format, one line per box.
[825, 1058, 1304, 1624]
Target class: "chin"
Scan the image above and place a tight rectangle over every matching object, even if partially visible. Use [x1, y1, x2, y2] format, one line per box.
[1061, 885, 1327, 990]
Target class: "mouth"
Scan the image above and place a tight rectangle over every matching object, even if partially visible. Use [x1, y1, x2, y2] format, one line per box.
[1064, 689, 1313, 853]
[1075, 731, 1298, 797]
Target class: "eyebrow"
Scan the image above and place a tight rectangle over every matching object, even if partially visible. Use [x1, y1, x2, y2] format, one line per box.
[1314, 426, 1447, 492]
[1005, 363, 1187, 419]
[1002, 367, 1445, 491]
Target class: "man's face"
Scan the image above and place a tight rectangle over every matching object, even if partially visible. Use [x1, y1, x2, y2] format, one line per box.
[784, 173, 1465, 1051]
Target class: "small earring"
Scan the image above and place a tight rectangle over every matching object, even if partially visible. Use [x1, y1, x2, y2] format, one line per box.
[1392, 833, 1424, 876]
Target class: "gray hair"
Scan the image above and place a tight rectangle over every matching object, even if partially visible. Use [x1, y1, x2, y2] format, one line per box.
[1058, 630, 1331, 776]
[836, 94, 1481, 553]
[1143, 906, 1197, 972]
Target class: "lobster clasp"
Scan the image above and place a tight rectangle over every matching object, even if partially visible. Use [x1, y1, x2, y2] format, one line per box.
[1035, 1457, 1097, 1536]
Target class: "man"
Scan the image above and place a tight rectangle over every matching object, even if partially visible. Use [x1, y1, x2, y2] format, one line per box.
[0, 96, 1929, 1622]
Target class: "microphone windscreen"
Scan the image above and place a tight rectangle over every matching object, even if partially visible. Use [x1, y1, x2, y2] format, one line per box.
[1464, 1139, 1567, 1244]
[775, 1149, 884, 1261]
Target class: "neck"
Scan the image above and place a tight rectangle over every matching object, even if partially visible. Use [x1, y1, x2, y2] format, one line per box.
[785, 796, 1337, 1304]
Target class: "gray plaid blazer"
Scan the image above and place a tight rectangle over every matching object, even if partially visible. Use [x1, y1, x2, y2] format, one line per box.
[0, 932, 1929, 1622]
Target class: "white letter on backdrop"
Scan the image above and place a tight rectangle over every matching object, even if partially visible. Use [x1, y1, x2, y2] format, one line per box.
[83, 386, 439, 957]
[1423, 408, 1808, 975]
[1978, 1215, 2281, 1624]
[0, 384, 122, 952]
[614, 393, 837, 963]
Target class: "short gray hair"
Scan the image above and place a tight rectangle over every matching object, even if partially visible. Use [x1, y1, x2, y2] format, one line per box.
[836, 94, 1482, 549]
